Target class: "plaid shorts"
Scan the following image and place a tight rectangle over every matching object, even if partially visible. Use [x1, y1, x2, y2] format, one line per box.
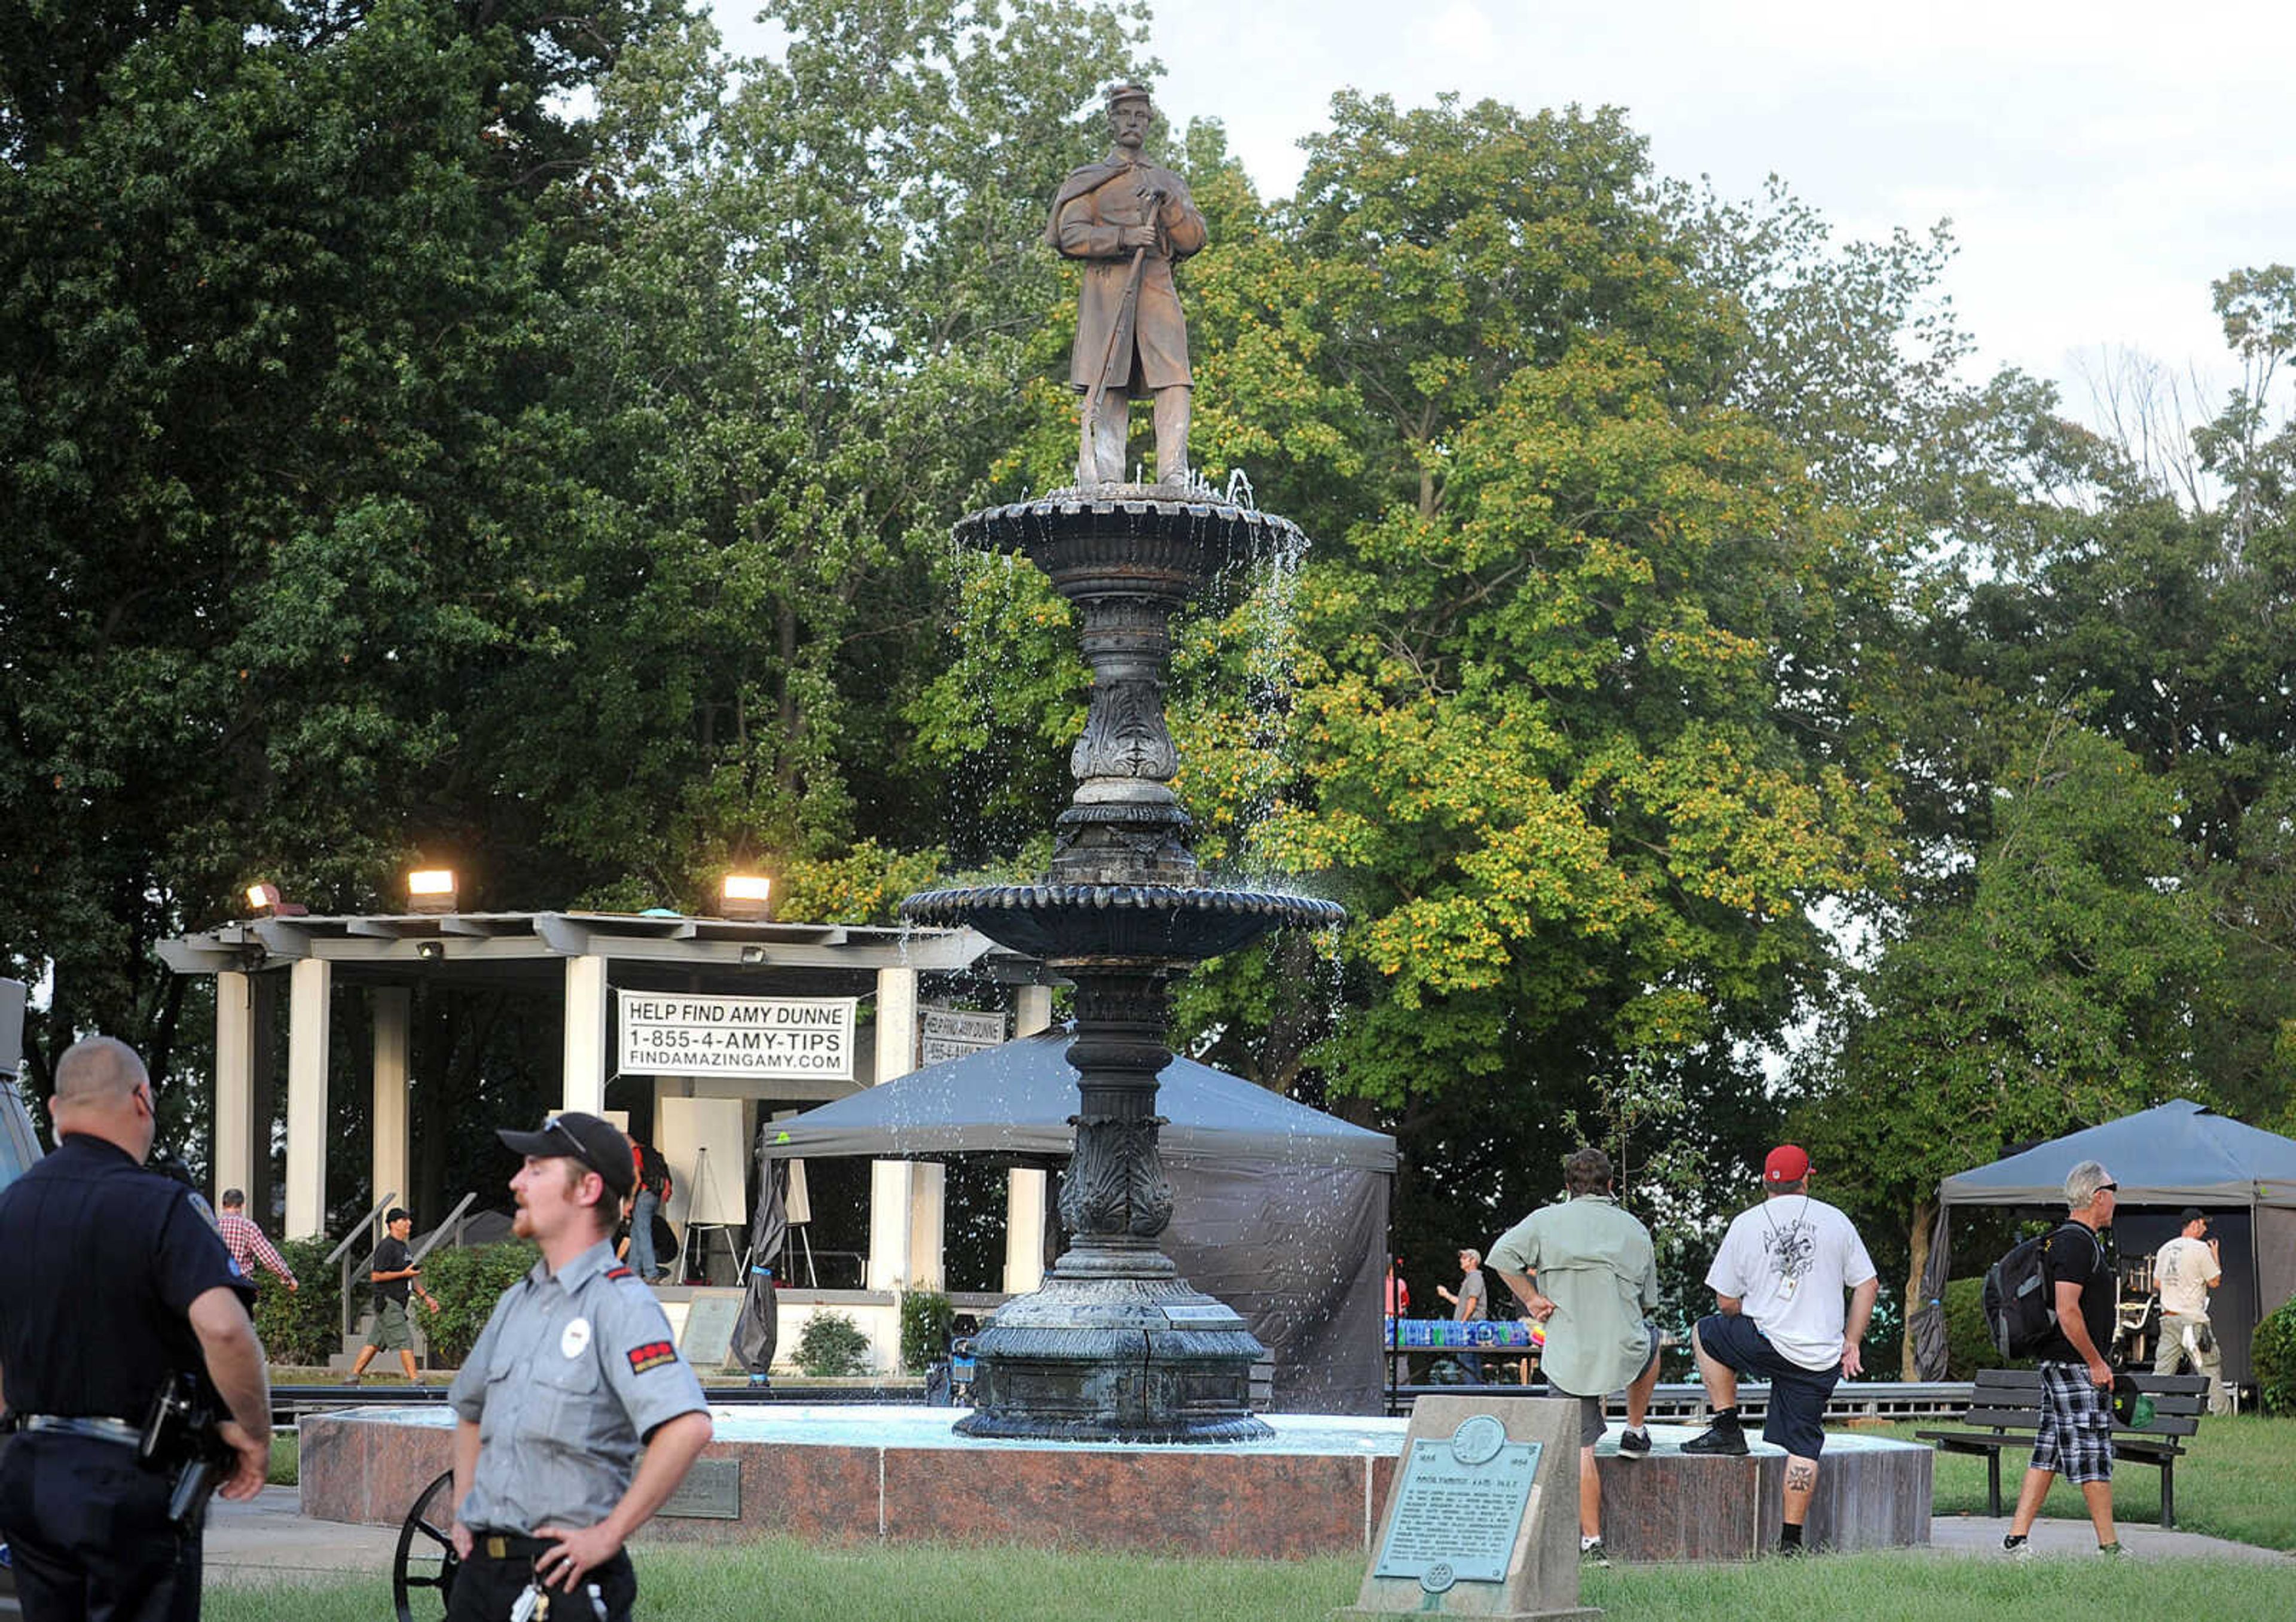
[2031, 1361, 2114, 1483]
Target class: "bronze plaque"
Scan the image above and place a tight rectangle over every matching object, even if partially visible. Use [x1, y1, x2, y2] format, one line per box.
[657, 1456, 740, 1520]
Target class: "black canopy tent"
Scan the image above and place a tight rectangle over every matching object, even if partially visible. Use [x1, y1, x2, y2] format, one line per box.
[1911, 1099, 2296, 1382]
[761, 1028, 1396, 1413]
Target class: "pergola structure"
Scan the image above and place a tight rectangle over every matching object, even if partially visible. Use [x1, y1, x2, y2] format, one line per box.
[156, 911, 1055, 1293]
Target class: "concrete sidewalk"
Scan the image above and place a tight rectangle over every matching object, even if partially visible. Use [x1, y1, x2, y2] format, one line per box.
[1926, 1512, 2295, 1564]
[204, 1490, 2296, 1586]
[204, 1487, 402, 1589]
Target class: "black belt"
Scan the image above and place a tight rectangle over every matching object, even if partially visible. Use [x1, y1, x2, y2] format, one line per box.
[474, 1532, 557, 1562]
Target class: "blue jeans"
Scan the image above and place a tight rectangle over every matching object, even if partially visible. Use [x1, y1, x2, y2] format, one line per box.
[630, 1188, 661, 1279]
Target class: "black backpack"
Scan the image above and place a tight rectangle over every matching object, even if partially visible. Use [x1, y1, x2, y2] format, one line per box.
[1982, 1221, 2084, 1358]
[632, 1141, 671, 1202]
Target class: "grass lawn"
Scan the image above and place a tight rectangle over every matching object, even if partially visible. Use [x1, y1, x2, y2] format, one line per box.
[207, 1539, 2294, 1622]
[1871, 1412, 2296, 1551]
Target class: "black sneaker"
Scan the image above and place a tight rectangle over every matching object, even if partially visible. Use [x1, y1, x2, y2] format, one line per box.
[1616, 1428, 1651, 1459]
[2002, 1533, 2032, 1562]
[1579, 1536, 1610, 1568]
[1681, 1423, 1748, 1456]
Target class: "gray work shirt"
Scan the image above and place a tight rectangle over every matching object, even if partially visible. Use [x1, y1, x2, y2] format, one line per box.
[447, 1239, 709, 1534]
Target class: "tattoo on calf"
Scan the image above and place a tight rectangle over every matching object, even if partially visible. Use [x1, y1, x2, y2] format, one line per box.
[1785, 1462, 1816, 1492]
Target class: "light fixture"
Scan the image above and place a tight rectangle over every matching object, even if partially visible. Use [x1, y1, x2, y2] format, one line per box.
[720, 874, 773, 922]
[738, 944, 768, 965]
[245, 882, 308, 917]
[407, 868, 458, 914]
[415, 940, 445, 962]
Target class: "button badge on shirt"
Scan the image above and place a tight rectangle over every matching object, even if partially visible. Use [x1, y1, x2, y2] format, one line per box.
[561, 1316, 593, 1359]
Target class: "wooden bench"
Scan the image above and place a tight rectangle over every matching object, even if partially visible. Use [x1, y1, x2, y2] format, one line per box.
[1916, 1368, 2210, 1527]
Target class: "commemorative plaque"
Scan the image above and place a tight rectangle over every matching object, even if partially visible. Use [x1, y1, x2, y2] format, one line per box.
[657, 1456, 741, 1520]
[1339, 1395, 1596, 1621]
[1372, 1422, 1543, 1584]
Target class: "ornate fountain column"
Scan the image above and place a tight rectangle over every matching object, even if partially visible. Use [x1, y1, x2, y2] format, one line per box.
[905, 493, 1342, 1442]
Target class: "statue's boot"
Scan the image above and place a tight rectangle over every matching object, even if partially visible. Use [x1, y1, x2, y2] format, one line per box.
[1153, 385, 1191, 487]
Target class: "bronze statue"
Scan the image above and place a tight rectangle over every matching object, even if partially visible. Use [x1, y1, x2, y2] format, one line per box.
[1045, 83, 1207, 487]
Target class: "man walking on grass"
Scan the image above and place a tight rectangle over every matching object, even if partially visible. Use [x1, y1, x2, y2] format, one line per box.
[2002, 1160, 2123, 1559]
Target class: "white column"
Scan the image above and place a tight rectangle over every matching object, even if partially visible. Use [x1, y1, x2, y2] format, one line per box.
[561, 955, 609, 1115]
[371, 987, 410, 1219]
[1003, 984, 1055, 1293]
[866, 967, 921, 1292]
[212, 970, 257, 1204]
[284, 958, 331, 1240]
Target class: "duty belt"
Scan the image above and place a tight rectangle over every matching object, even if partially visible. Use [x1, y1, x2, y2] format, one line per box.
[477, 1532, 557, 1561]
[16, 1414, 144, 1447]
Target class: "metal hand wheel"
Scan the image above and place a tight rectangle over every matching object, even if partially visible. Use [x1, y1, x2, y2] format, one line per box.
[392, 1467, 460, 1622]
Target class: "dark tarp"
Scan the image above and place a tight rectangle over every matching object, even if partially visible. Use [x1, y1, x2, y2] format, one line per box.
[1916, 1099, 2296, 1380]
[764, 1028, 1397, 1413]
[732, 1155, 789, 1377]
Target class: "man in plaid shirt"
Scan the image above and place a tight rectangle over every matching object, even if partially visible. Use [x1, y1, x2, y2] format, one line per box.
[218, 1187, 298, 1291]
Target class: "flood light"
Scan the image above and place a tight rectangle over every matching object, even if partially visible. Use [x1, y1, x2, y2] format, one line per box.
[407, 868, 458, 914]
[721, 874, 773, 922]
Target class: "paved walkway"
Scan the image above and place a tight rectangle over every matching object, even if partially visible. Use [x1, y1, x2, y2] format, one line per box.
[206, 1490, 2294, 1586]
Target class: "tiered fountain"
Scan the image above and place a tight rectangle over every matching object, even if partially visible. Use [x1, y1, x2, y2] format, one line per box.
[903, 491, 1342, 1441]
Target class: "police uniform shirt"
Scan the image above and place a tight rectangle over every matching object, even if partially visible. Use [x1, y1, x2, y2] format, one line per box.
[0, 1134, 250, 1420]
[448, 1240, 709, 1534]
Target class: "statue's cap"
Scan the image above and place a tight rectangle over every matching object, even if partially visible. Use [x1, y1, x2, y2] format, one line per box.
[1105, 81, 1154, 111]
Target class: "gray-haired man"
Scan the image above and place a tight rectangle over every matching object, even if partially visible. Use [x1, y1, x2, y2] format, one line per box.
[2002, 1160, 2121, 1558]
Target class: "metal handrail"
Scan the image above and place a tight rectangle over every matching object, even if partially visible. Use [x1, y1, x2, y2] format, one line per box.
[410, 1191, 478, 1264]
[323, 1193, 399, 1266]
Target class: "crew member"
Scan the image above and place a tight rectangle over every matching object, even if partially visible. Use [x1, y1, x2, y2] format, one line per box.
[0, 1036, 271, 1621]
[344, 1206, 439, 1385]
[217, 1187, 299, 1292]
[446, 1112, 712, 1621]
[2152, 1207, 2227, 1415]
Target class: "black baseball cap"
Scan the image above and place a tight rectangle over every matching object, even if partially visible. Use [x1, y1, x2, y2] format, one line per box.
[386, 1206, 411, 1224]
[497, 1112, 635, 1200]
[2180, 1207, 2207, 1225]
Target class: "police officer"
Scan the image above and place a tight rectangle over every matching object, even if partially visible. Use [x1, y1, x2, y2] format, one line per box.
[446, 1113, 712, 1621]
[0, 1036, 272, 1621]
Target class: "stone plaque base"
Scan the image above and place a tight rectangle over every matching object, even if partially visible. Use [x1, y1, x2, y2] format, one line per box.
[1340, 1395, 1594, 1620]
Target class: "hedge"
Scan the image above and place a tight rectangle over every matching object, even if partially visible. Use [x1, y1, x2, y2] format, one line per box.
[420, 1240, 542, 1368]
[251, 1234, 346, 1366]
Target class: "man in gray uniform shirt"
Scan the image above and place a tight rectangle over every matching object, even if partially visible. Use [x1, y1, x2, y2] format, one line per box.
[447, 1113, 713, 1621]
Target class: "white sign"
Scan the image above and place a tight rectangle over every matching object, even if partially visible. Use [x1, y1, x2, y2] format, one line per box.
[617, 991, 856, 1080]
[920, 1006, 1007, 1066]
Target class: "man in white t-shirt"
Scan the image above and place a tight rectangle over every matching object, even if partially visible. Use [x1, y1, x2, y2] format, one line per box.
[2152, 1208, 2228, 1414]
[1681, 1144, 1878, 1556]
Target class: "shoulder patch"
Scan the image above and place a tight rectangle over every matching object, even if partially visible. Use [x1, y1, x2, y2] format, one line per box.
[627, 1340, 677, 1375]
[606, 1266, 635, 1281]
[186, 1193, 221, 1233]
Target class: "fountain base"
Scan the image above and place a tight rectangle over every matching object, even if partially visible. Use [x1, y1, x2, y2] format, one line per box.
[955, 1270, 1274, 1443]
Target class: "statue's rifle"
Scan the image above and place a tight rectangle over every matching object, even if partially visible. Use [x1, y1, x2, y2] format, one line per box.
[1077, 184, 1165, 485]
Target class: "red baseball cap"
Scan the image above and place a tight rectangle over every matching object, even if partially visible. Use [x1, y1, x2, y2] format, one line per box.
[1764, 1144, 1811, 1185]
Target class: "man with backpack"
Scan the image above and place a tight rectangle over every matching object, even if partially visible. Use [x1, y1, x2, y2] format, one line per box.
[2002, 1160, 2122, 1559]
[625, 1136, 673, 1285]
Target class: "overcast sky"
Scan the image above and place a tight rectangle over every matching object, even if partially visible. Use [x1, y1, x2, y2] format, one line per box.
[709, 0, 2294, 425]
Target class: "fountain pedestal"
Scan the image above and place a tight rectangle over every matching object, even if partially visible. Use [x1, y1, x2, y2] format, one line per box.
[904, 490, 1341, 1442]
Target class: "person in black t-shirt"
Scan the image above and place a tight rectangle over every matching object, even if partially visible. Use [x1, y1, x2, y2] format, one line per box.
[2002, 1160, 2122, 1558]
[343, 1206, 440, 1385]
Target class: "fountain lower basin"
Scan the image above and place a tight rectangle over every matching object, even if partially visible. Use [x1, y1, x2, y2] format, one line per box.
[298, 1407, 1928, 1560]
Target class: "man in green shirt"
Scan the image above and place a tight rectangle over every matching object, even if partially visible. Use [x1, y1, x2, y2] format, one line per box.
[1488, 1147, 1662, 1565]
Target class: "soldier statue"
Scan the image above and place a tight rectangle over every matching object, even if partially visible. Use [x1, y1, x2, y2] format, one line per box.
[1045, 83, 1208, 487]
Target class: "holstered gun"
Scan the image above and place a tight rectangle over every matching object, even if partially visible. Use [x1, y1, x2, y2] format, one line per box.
[140, 1373, 236, 1528]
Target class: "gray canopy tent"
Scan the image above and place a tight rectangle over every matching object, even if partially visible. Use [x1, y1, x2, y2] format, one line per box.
[761, 1028, 1397, 1414]
[1912, 1099, 2296, 1382]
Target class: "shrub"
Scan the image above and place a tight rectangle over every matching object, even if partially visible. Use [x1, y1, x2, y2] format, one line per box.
[419, 1240, 541, 1368]
[899, 1289, 956, 1374]
[251, 1235, 343, 1366]
[795, 1311, 871, 1377]
[2254, 1295, 2296, 1416]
